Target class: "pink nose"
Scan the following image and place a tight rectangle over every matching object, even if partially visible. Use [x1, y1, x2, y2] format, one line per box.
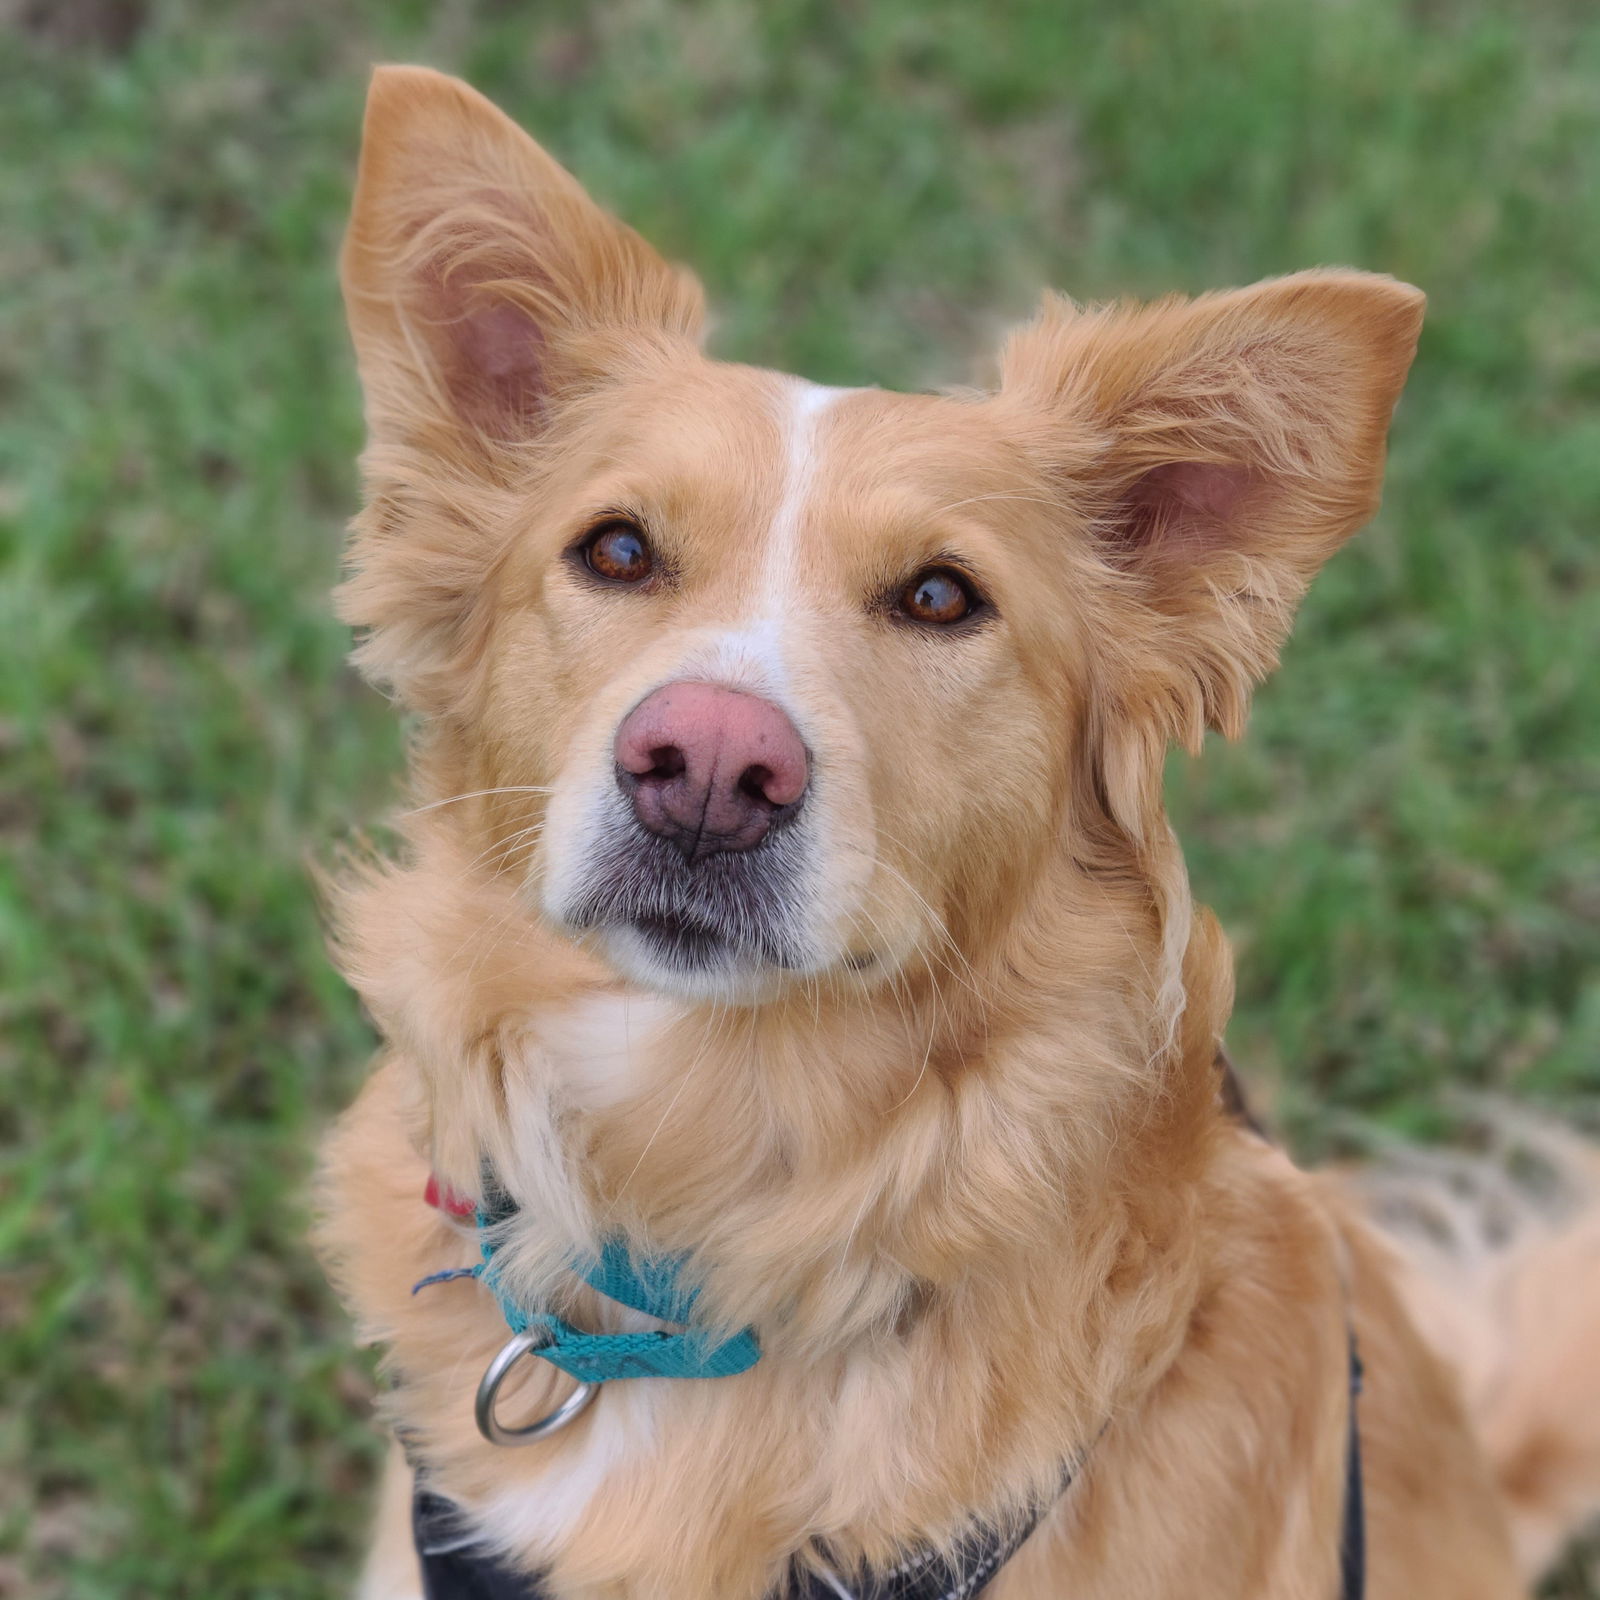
[614, 682, 810, 860]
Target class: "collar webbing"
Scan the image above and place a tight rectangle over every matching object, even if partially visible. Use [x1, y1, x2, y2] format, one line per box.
[470, 1190, 761, 1385]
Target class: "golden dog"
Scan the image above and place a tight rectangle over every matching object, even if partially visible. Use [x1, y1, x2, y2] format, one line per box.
[317, 66, 1600, 1600]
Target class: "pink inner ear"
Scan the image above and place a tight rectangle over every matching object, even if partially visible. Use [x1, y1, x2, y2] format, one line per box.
[461, 297, 543, 382]
[435, 289, 548, 436]
[1125, 460, 1253, 551]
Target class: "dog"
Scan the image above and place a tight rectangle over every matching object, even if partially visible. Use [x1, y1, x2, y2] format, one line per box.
[316, 66, 1600, 1600]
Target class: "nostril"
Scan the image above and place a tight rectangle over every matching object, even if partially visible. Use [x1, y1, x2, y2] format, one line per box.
[644, 744, 686, 782]
[738, 763, 776, 808]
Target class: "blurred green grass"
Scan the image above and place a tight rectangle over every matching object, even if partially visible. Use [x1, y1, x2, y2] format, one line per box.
[2, 1, 1597, 1595]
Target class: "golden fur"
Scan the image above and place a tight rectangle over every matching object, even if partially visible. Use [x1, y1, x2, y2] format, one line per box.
[316, 66, 1598, 1600]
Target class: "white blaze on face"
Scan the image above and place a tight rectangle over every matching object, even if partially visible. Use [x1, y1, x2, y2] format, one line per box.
[688, 379, 851, 700]
[765, 379, 847, 610]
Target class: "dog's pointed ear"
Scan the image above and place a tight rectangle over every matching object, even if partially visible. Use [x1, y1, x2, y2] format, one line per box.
[1002, 270, 1424, 750]
[341, 65, 705, 456]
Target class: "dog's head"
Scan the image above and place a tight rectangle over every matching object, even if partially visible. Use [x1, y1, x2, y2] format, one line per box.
[340, 67, 1422, 1007]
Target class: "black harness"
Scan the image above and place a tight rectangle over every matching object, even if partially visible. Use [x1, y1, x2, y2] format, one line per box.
[411, 1056, 1367, 1600]
[1340, 1338, 1367, 1600]
[413, 1485, 1068, 1600]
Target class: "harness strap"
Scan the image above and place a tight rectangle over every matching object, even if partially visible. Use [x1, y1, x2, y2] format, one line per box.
[790, 1509, 1058, 1600]
[1341, 1335, 1366, 1600]
[1218, 1052, 1367, 1598]
[415, 1490, 540, 1600]
[413, 1479, 1068, 1600]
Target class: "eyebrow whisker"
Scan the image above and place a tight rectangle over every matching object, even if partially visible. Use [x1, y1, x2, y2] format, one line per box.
[924, 491, 1062, 518]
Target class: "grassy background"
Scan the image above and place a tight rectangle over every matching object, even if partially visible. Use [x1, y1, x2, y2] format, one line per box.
[3, 1, 1597, 1594]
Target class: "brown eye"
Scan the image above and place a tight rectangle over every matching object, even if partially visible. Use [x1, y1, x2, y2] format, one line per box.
[898, 567, 981, 626]
[582, 522, 653, 584]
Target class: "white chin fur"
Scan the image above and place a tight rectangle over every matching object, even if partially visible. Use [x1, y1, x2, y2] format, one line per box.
[591, 922, 808, 1005]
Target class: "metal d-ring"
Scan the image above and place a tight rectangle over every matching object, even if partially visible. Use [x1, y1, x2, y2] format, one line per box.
[474, 1327, 598, 1447]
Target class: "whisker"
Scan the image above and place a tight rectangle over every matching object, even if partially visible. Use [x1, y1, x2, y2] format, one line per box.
[865, 844, 988, 1003]
[603, 996, 733, 1217]
[460, 820, 546, 881]
[924, 490, 1064, 519]
[401, 785, 554, 817]
[842, 900, 920, 1086]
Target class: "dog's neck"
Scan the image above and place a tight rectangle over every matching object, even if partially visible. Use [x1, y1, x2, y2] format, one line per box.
[340, 813, 1229, 1361]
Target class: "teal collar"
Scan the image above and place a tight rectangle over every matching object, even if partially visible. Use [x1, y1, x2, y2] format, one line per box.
[479, 1221, 762, 1383]
[413, 1176, 761, 1385]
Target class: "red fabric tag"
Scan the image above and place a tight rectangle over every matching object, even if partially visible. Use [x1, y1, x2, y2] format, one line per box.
[423, 1173, 478, 1218]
